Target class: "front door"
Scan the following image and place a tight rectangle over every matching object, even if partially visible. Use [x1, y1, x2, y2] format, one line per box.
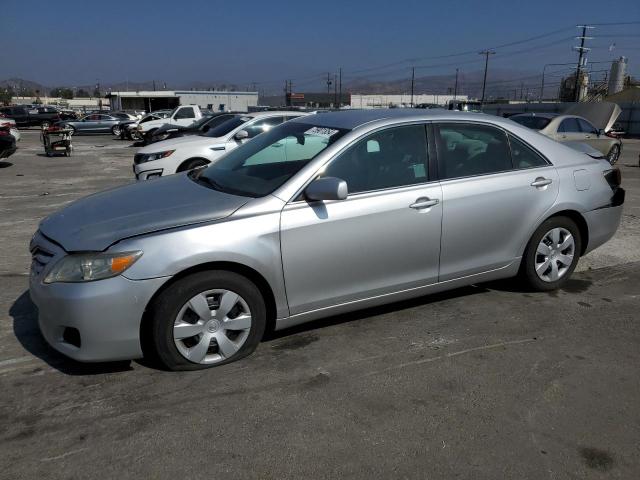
[280, 124, 442, 315]
[434, 122, 559, 281]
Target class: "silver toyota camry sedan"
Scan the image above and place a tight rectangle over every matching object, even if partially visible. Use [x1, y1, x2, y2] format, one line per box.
[29, 109, 625, 370]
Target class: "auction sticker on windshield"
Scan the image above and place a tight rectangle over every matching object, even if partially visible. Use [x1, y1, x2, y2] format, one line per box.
[305, 127, 339, 138]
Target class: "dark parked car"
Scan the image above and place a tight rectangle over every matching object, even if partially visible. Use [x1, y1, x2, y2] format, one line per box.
[0, 126, 17, 159]
[149, 112, 240, 143]
[0, 106, 72, 128]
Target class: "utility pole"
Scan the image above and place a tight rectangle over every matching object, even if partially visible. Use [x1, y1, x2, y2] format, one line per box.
[333, 73, 337, 107]
[338, 67, 342, 108]
[453, 68, 459, 100]
[478, 50, 495, 106]
[284, 80, 290, 106]
[153, 80, 156, 92]
[326, 72, 332, 96]
[574, 25, 594, 102]
[410, 67, 415, 107]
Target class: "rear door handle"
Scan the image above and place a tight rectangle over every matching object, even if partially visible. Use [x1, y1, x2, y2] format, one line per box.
[530, 177, 553, 187]
[410, 197, 439, 209]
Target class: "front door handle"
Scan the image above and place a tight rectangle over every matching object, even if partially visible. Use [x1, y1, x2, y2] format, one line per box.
[530, 177, 553, 188]
[410, 197, 439, 209]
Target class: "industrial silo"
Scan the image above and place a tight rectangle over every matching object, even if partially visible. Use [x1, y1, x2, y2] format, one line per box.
[608, 57, 628, 95]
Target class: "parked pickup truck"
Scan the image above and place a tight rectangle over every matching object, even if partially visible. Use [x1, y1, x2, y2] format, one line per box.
[136, 105, 210, 144]
[0, 106, 74, 128]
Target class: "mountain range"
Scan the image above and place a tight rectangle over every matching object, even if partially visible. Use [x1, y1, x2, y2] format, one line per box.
[2, 67, 573, 101]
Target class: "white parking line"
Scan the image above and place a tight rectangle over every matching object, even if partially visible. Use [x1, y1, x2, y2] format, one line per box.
[0, 356, 33, 367]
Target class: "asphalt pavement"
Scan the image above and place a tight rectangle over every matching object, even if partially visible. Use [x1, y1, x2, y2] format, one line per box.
[1, 130, 639, 479]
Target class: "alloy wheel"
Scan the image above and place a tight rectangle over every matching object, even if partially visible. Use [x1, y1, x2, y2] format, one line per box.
[535, 227, 575, 282]
[173, 289, 252, 364]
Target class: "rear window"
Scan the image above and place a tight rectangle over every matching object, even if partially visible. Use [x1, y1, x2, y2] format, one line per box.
[511, 115, 551, 130]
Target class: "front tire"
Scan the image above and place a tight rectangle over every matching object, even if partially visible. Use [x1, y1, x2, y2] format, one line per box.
[112, 125, 121, 136]
[147, 271, 267, 370]
[520, 216, 581, 291]
[177, 158, 208, 172]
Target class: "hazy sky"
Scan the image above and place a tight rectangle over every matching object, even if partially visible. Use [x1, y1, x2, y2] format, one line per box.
[1, 0, 639, 92]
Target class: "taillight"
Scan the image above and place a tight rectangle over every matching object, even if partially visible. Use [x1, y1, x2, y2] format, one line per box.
[0, 129, 10, 136]
[603, 168, 621, 190]
[605, 131, 618, 138]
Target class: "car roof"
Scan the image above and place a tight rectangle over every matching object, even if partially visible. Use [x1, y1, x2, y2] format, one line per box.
[290, 108, 498, 130]
[510, 112, 558, 119]
[244, 110, 308, 118]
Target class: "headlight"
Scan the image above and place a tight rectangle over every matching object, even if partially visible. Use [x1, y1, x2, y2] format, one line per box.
[44, 251, 142, 284]
[139, 150, 175, 163]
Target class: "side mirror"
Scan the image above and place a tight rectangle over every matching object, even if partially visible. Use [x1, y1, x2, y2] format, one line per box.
[598, 128, 605, 137]
[305, 177, 348, 201]
[202, 125, 210, 132]
[234, 130, 249, 141]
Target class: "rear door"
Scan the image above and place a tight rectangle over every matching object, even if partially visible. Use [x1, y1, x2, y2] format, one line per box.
[435, 122, 559, 281]
[577, 117, 608, 154]
[556, 117, 584, 143]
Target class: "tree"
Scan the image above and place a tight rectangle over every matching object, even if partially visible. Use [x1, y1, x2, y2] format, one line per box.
[76, 88, 89, 97]
[0, 88, 13, 105]
[50, 87, 74, 99]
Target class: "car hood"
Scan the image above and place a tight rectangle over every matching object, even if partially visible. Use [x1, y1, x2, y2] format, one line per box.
[137, 134, 227, 153]
[39, 173, 249, 252]
[563, 101, 621, 132]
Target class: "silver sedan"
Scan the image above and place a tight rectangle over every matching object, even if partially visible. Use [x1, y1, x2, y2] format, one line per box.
[30, 109, 624, 370]
[62, 113, 123, 135]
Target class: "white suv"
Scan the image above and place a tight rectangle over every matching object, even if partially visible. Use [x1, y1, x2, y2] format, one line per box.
[133, 111, 307, 180]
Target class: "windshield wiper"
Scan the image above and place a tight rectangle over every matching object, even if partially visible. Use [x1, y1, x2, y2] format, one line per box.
[189, 170, 222, 191]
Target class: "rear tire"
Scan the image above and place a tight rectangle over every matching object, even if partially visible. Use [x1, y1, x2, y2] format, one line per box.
[112, 125, 121, 136]
[520, 216, 581, 291]
[146, 271, 266, 371]
[177, 158, 208, 172]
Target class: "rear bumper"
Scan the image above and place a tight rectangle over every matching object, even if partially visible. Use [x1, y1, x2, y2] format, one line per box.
[583, 189, 624, 254]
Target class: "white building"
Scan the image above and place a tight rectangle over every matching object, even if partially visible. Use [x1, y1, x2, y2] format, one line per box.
[350, 93, 469, 109]
[107, 90, 258, 113]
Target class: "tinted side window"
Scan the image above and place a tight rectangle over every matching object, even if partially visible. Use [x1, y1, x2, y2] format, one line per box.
[558, 118, 580, 133]
[508, 134, 548, 169]
[577, 118, 597, 134]
[436, 124, 512, 179]
[322, 125, 429, 194]
[175, 107, 195, 119]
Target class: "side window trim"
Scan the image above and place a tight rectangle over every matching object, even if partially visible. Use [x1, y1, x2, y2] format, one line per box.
[288, 122, 434, 203]
[433, 121, 553, 182]
[505, 133, 553, 169]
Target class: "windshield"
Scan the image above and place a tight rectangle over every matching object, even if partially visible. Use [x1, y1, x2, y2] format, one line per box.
[511, 115, 552, 130]
[203, 116, 249, 138]
[194, 122, 349, 197]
